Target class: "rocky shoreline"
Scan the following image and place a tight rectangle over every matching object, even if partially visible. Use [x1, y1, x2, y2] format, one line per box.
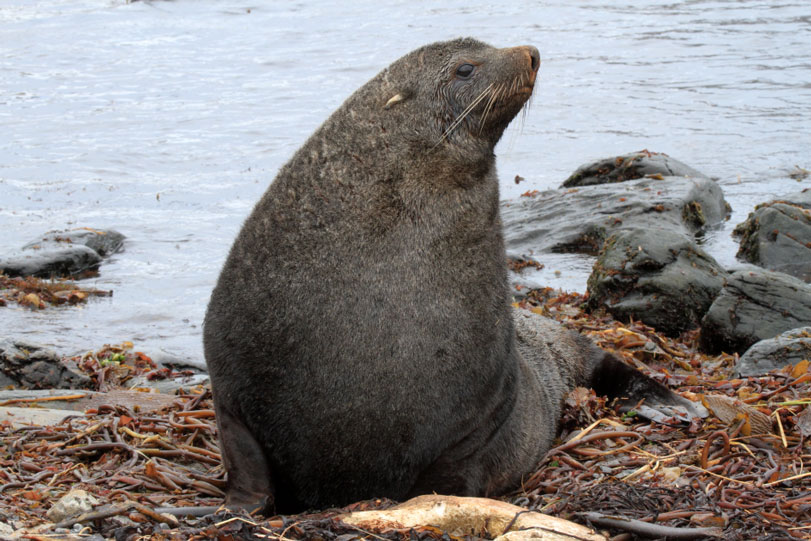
[1, 150, 810, 539]
[2, 290, 808, 539]
[3, 151, 810, 376]
[505, 150, 811, 376]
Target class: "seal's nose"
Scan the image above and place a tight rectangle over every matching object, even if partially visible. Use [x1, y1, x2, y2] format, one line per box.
[525, 46, 541, 73]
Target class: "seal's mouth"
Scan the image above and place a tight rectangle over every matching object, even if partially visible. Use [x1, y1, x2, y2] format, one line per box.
[513, 77, 536, 100]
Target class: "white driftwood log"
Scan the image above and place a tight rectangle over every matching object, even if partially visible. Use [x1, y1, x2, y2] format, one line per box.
[340, 494, 605, 540]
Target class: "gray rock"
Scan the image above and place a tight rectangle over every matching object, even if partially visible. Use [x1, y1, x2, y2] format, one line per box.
[737, 327, 811, 377]
[0, 370, 15, 389]
[25, 228, 125, 257]
[586, 228, 726, 336]
[561, 151, 709, 188]
[0, 340, 91, 389]
[502, 174, 729, 257]
[699, 269, 811, 354]
[502, 155, 732, 337]
[0, 228, 124, 278]
[0, 245, 102, 278]
[733, 189, 811, 282]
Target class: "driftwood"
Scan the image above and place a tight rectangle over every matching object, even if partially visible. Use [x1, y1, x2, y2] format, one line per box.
[340, 495, 606, 540]
[580, 512, 722, 539]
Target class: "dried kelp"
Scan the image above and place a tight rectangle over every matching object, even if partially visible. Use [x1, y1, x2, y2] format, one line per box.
[1, 290, 810, 539]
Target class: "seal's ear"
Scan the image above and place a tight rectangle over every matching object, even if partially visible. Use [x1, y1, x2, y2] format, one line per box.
[383, 90, 412, 109]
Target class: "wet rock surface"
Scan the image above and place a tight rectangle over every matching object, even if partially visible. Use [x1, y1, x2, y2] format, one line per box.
[733, 188, 811, 282]
[699, 269, 811, 355]
[0, 340, 91, 389]
[0, 228, 125, 278]
[501, 174, 728, 258]
[0, 245, 102, 279]
[561, 151, 710, 188]
[503, 154, 732, 333]
[737, 327, 811, 377]
[586, 228, 726, 336]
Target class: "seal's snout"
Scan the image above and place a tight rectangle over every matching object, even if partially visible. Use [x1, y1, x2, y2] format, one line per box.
[508, 45, 540, 89]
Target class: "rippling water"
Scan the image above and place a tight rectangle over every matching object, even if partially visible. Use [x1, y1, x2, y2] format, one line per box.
[1, 0, 809, 365]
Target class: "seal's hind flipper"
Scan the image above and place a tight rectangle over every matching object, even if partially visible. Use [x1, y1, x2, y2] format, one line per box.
[590, 352, 707, 423]
[214, 403, 274, 514]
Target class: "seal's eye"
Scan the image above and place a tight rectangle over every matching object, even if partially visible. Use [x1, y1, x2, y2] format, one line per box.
[455, 63, 475, 79]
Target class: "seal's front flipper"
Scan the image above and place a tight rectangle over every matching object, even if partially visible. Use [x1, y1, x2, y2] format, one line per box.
[215, 403, 274, 514]
[589, 352, 707, 424]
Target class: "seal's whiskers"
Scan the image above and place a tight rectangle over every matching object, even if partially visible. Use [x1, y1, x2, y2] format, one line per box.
[436, 83, 495, 146]
[480, 83, 506, 135]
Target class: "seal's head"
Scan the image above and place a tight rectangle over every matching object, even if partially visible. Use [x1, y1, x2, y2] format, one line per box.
[375, 38, 540, 151]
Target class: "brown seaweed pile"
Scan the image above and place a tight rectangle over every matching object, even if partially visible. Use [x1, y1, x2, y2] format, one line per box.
[1, 288, 809, 539]
[512, 288, 811, 540]
[0, 273, 111, 309]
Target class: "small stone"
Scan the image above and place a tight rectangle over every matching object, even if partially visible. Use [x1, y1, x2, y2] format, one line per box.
[46, 489, 100, 523]
[737, 327, 811, 377]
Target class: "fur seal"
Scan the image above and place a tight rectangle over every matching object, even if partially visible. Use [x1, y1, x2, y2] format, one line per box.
[204, 37, 697, 514]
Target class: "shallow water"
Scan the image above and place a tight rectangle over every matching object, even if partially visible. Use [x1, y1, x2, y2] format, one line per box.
[1, 0, 809, 366]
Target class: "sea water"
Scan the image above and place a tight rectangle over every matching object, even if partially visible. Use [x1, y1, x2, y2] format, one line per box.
[1, 0, 809, 365]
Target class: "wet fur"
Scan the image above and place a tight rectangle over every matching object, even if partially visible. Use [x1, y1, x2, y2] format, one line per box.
[204, 38, 689, 514]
